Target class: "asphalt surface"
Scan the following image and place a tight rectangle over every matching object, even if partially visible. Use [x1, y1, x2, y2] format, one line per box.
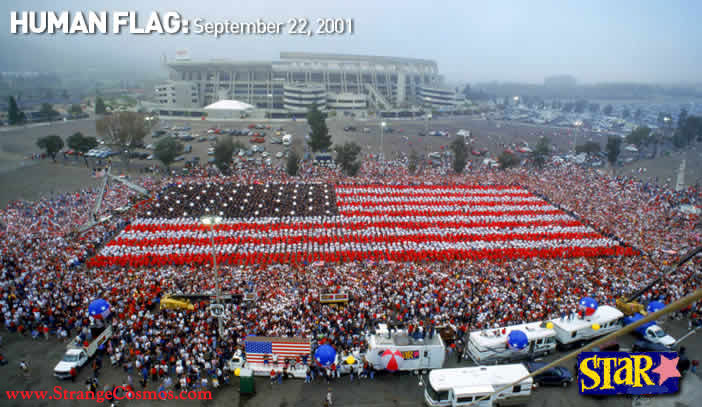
[2, 115, 701, 207]
[1, 319, 700, 406]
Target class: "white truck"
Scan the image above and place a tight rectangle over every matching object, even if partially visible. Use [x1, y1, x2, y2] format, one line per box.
[282, 134, 292, 146]
[228, 336, 311, 379]
[466, 321, 556, 364]
[424, 364, 533, 407]
[54, 325, 113, 379]
[365, 324, 446, 374]
[639, 324, 676, 347]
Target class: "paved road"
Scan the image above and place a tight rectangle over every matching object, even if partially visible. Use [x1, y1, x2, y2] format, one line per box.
[2, 318, 701, 406]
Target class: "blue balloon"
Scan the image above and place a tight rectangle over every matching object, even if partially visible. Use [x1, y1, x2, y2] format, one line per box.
[579, 297, 598, 310]
[88, 299, 111, 319]
[507, 330, 528, 350]
[647, 301, 665, 314]
[623, 313, 655, 330]
[314, 344, 337, 367]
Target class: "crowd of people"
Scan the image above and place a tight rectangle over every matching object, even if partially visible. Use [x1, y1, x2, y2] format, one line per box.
[0, 155, 700, 394]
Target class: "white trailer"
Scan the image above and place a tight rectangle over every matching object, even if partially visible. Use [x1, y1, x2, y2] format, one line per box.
[466, 321, 556, 364]
[550, 305, 623, 349]
[366, 324, 446, 373]
[424, 364, 532, 407]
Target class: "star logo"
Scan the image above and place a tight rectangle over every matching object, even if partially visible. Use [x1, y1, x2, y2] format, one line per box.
[652, 355, 680, 385]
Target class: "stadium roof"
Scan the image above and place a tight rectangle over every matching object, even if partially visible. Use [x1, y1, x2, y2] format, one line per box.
[203, 100, 254, 111]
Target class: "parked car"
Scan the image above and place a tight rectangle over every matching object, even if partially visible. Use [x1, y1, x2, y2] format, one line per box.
[250, 137, 265, 144]
[270, 137, 282, 144]
[344, 126, 357, 132]
[525, 362, 573, 387]
[197, 136, 207, 142]
[183, 145, 192, 153]
[174, 155, 185, 161]
[262, 152, 270, 158]
[275, 151, 284, 159]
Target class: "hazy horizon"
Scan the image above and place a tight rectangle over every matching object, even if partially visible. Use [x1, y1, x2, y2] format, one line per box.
[2, 0, 701, 85]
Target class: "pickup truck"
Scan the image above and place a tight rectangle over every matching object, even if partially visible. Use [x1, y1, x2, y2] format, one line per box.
[54, 325, 112, 379]
[623, 314, 676, 347]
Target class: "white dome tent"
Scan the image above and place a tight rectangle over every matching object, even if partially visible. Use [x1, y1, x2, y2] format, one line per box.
[204, 99, 254, 119]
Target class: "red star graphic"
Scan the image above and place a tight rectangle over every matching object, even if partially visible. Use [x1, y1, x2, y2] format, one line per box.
[652, 355, 680, 385]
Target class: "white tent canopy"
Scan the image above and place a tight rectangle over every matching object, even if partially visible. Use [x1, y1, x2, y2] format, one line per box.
[204, 100, 254, 111]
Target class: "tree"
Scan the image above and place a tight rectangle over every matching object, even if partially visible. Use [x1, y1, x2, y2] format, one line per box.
[574, 99, 588, 114]
[408, 149, 419, 174]
[335, 142, 362, 176]
[622, 108, 631, 119]
[530, 137, 551, 168]
[634, 108, 642, 122]
[449, 136, 468, 173]
[286, 150, 300, 176]
[497, 151, 520, 169]
[154, 137, 183, 168]
[677, 108, 688, 130]
[95, 97, 106, 114]
[39, 103, 59, 121]
[603, 104, 613, 116]
[70, 104, 83, 116]
[606, 136, 621, 168]
[36, 135, 64, 162]
[7, 96, 25, 125]
[214, 135, 234, 172]
[306, 106, 332, 152]
[67, 132, 98, 153]
[625, 126, 651, 148]
[96, 112, 154, 169]
[677, 115, 702, 147]
[588, 103, 600, 114]
[61, 89, 69, 99]
[575, 141, 601, 154]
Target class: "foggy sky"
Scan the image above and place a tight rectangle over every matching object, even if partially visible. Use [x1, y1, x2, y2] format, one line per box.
[1, 0, 700, 84]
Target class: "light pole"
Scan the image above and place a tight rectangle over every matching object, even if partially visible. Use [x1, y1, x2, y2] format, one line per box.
[267, 93, 273, 120]
[573, 120, 583, 154]
[380, 121, 387, 161]
[425, 113, 432, 134]
[201, 215, 224, 337]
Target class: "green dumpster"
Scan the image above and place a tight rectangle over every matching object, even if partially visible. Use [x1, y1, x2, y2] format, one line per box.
[239, 368, 255, 394]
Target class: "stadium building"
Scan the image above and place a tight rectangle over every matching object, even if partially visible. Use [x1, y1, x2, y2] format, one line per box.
[155, 52, 459, 115]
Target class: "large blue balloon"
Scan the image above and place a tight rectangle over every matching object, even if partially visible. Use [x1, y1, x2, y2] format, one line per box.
[623, 313, 655, 330]
[88, 299, 111, 319]
[579, 297, 598, 310]
[647, 301, 665, 314]
[314, 344, 337, 367]
[507, 330, 528, 350]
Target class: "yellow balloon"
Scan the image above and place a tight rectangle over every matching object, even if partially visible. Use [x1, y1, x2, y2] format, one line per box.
[592, 323, 600, 331]
[545, 322, 554, 329]
[234, 368, 241, 377]
[345, 356, 355, 365]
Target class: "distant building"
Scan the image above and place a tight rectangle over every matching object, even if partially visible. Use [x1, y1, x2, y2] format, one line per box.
[544, 75, 577, 89]
[154, 81, 199, 108]
[417, 86, 460, 109]
[162, 51, 441, 111]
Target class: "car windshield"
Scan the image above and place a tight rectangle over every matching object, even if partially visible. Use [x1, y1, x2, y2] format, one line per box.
[655, 330, 666, 337]
[62, 354, 79, 362]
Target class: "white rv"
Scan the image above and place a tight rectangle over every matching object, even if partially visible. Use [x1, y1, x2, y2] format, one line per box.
[466, 321, 556, 364]
[366, 324, 446, 373]
[550, 305, 623, 349]
[424, 364, 532, 407]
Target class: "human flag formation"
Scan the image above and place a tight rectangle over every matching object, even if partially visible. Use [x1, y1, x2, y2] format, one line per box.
[244, 336, 311, 364]
[87, 183, 636, 267]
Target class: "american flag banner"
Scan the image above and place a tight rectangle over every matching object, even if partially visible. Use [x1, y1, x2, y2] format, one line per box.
[87, 183, 637, 268]
[244, 336, 311, 364]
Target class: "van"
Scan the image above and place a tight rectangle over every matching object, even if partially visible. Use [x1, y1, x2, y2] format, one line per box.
[425, 364, 532, 407]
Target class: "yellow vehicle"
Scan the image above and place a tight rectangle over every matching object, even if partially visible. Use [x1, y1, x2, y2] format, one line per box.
[615, 297, 646, 317]
[159, 295, 194, 311]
